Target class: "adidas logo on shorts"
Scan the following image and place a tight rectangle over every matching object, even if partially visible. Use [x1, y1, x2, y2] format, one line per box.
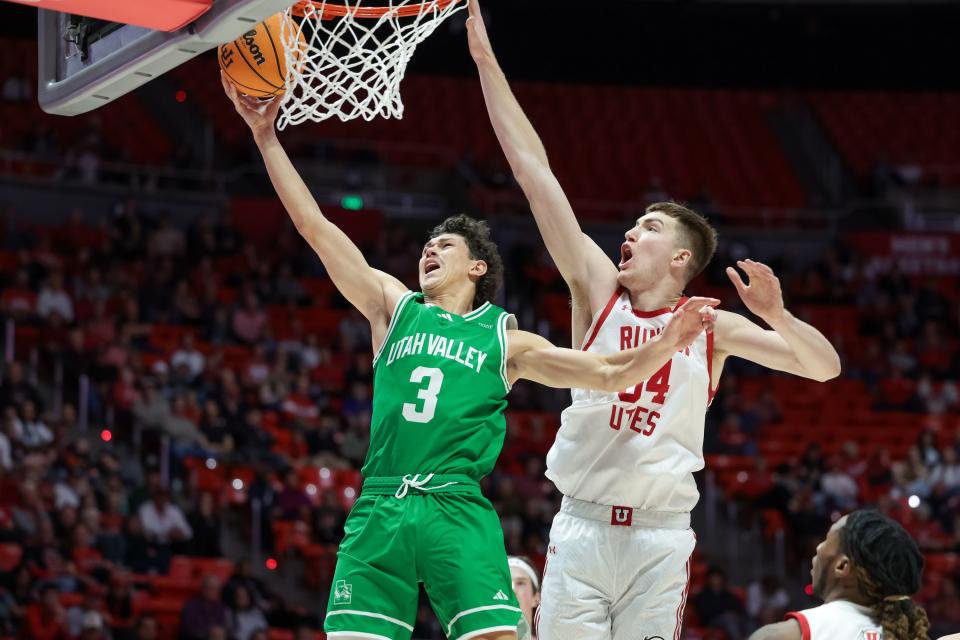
[493, 590, 510, 601]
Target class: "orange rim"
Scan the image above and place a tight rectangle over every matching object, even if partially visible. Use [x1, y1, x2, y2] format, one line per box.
[292, 0, 460, 19]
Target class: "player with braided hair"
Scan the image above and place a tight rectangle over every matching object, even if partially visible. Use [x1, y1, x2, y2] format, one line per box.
[749, 509, 930, 640]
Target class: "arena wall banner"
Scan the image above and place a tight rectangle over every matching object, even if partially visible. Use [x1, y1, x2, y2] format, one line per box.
[849, 232, 960, 276]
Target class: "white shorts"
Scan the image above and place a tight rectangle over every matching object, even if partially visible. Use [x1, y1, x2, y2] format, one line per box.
[537, 496, 696, 640]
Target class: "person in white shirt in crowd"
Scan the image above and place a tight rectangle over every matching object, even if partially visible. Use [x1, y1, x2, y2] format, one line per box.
[13, 400, 53, 449]
[171, 333, 206, 382]
[137, 488, 193, 545]
[36, 271, 75, 323]
[821, 457, 860, 511]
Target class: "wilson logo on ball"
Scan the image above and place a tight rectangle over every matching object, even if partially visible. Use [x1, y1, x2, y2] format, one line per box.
[243, 30, 267, 66]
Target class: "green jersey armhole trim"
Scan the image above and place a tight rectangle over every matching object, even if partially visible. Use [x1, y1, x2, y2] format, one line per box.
[497, 312, 512, 394]
[372, 291, 415, 367]
[462, 301, 492, 321]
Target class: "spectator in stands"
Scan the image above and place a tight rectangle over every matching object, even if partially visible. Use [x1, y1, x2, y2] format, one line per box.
[281, 375, 320, 425]
[0, 269, 37, 321]
[274, 263, 306, 304]
[172, 280, 203, 326]
[0, 362, 41, 410]
[171, 334, 205, 383]
[133, 379, 173, 433]
[67, 594, 106, 638]
[179, 576, 227, 640]
[341, 381, 372, 429]
[313, 489, 347, 545]
[746, 574, 790, 627]
[231, 292, 267, 345]
[305, 411, 346, 469]
[36, 271, 75, 324]
[692, 567, 748, 639]
[223, 560, 275, 614]
[199, 400, 234, 460]
[917, 429, 942, 467]
[131, 615, 159, 640]
[895, 447, 933, 499]
[339, 422, 369, 467]
[225, 584, 268, 640]
[149, 215, 186, 258]
[821, 457, 859, 511]
[14, 400, 53, 450]
[105, 574, 136, 638]
[137, 488, 192, 566]
[22, 582, 69, 640]
[276, 470, 310, 522]
[930, 447, 960, 494]
[837, 441, 867, 479]
[184, 492, 221, 558]
[917, 373, 958, 415]
[339, 308, 371, 352]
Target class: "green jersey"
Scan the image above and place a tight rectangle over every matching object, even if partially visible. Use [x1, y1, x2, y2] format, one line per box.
[362, 291, 514, 480]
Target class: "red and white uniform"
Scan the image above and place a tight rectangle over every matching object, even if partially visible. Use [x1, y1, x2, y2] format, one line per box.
[539, 289, 715, 640]
[786, 601, 883, 640]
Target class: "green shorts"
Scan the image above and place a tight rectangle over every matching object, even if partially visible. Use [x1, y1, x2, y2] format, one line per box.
[324, 474, 521, 640]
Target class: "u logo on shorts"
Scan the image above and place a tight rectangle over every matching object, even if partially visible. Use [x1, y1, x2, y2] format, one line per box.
[611, 506, 633, 526]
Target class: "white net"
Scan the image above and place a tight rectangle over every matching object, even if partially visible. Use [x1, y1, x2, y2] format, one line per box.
[277, 0, 466, 129]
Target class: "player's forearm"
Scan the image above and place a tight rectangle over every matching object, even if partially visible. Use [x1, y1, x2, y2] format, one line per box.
[598, 334, 676, 392]
[253, 133, 382, 315]
[767, 310, 841, 381]
[477, 62, 590, 284]
[475, 58, 550, 172]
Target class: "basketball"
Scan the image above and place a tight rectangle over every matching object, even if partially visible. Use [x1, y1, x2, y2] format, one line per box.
[218, 13, 301, 98]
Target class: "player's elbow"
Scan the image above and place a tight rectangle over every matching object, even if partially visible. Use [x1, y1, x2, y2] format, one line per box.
[815, 354, 842, 381]
[510, 151, 549, 186]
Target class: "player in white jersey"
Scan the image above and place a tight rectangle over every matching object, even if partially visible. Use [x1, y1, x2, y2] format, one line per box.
[466, 2, 843, 638]
[749, 510, 929, 640]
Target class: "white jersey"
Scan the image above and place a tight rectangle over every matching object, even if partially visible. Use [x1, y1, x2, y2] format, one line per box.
[545, 288, 715, 511]
[787, 600, 883, 640]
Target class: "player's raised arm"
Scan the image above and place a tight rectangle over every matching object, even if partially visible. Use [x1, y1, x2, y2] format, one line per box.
[221, 73, 406, 330]
[467, 0, 617, 306]
[507, 297, 719, 389]
[715, 260, 841, 382]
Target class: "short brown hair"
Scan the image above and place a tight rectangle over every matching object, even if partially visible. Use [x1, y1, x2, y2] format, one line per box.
[646, 201, 718, 284]
[428, 214, 503, 308]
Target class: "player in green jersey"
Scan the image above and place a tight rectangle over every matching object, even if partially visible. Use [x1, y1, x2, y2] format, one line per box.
[223, 75, 718, 640]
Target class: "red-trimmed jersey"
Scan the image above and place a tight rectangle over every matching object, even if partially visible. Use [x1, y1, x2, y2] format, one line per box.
[545, 288, 715, 511]
[786, 601, 883, 640]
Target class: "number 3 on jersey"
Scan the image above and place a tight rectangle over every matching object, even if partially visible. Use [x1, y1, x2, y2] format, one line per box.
[618, 360, 672, 404]
[402, 366, 444, 423]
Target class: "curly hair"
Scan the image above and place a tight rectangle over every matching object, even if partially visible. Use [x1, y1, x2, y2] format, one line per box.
[428, 214, 503, 309]
[840, 510, 930, 640]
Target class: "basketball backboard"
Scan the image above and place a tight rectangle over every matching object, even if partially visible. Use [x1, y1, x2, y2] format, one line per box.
[34, 0, 298, 116]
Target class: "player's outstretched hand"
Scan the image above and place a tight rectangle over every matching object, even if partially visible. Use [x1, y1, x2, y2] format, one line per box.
[726, 259, 785, 323]
[221, 71, 282, 139]
[662, 296, 720, 351]
[466, 0, 496, 66]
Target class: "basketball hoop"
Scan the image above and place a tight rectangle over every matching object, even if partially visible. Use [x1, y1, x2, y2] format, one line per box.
[277, 0, 466, 128]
